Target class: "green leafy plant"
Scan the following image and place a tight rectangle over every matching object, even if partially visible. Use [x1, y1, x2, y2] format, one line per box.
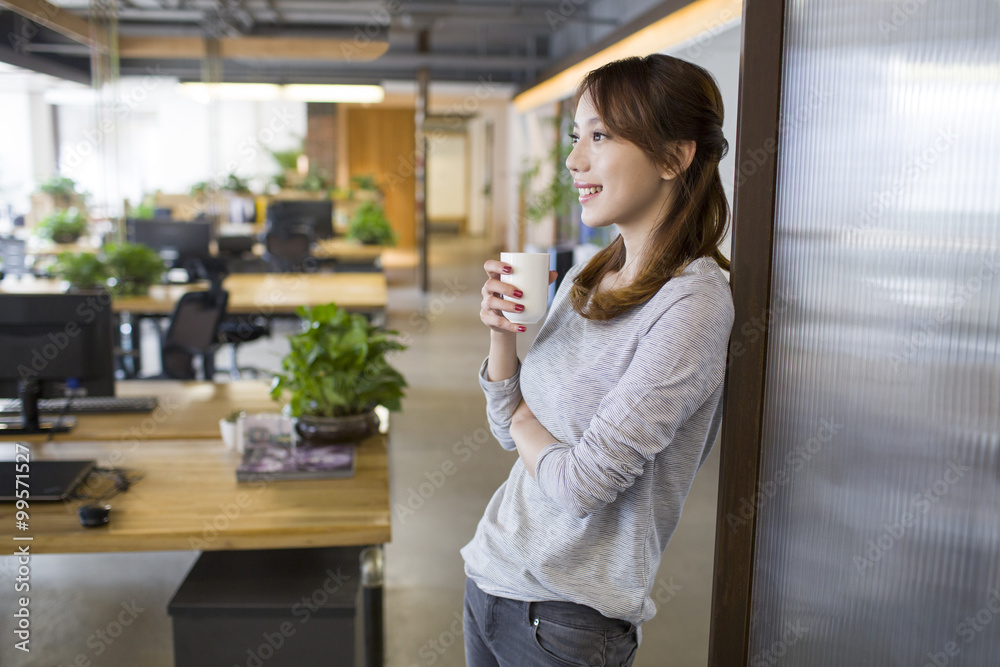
[38, 176, 81, 204]
[104, 242, 165, 296]
[221, 172, 252, 194]
[50, 251, 108, 290]
[269, 303, 407, 418]
[300, 167, 331, 193]
[350, 174, 380, 193]
[520, 114, 577, 241]
[36, 208, 88, 243]
[269, 143, 303, 172]
[131, 199, 156, 219]
[190, 180, 214, 198]
[347, 201, 396, 246]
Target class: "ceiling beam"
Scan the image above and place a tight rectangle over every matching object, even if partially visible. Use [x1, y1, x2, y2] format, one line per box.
[0, 0, 102, 49]
[118, 35, 388, 61]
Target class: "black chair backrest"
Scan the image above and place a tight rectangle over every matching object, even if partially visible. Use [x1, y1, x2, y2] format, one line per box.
[264, 228, 312, 272]
[162, 290, 229, 379]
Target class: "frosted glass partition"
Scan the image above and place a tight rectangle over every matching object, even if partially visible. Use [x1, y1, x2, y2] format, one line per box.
[747, 1, 1000, 664]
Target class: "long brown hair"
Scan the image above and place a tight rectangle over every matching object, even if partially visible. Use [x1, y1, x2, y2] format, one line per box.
[570, 54, 730, 320]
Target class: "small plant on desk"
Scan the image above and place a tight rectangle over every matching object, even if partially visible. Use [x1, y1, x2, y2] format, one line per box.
[50, 251, 108, 291]
[269, 303, 407, 444]
[104, 242, 166, 296]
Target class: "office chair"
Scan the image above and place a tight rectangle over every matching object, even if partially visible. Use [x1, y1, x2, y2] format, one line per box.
[160, 290, 229, 380]
[217, 315, 272, 379]
[263, 225, 314, 273]
[187, 257, 271, 379]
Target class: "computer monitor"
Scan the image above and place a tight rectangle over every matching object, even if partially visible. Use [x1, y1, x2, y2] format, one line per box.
[0, 292, 116, 434]
[267, 200, 334, 240]
[126, 219, 212, 269]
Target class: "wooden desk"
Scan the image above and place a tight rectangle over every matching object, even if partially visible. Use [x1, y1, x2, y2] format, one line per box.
[0, 379, 391, 663]
[0, 272, 388, 316]
[17, 380, 282, 442]
[0, 435, 390, 553]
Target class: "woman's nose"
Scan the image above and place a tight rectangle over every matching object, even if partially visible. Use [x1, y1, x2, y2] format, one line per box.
[565, 143, 584, 173]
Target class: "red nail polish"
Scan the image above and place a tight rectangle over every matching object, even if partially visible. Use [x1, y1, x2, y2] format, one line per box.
[512, 289, 523, 298]
[514, 304, 525, 312]
[517, 326, 526, 332]
[502, 266, 512, 274]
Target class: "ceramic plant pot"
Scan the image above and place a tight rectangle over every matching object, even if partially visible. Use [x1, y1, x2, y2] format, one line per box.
[295, 410, 379, 445]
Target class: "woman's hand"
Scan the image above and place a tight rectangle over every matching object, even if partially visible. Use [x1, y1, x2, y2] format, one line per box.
[479, 259, 558, 334]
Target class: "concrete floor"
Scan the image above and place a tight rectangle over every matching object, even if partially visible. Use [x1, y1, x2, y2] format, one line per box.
[0, 234, 720, 666]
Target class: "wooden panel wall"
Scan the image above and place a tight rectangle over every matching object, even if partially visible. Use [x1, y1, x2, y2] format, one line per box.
[345, 107, 416, 248]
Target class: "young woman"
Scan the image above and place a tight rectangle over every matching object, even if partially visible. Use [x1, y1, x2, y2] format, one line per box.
[462, 54, 735, 666]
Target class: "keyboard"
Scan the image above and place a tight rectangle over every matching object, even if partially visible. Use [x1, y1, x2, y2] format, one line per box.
[0, 396, 159, 415]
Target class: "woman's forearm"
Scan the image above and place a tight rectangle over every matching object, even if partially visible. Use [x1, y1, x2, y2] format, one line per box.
[487, 330, 519, 382]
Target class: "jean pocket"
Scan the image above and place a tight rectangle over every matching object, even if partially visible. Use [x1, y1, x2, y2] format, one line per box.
[530, 615, 608, 667]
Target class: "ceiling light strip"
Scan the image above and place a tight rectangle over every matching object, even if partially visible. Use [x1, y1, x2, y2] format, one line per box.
[513, 0, 742, 112]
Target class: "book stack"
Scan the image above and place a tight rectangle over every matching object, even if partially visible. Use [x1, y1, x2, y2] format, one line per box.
[235, 414, 355, 482]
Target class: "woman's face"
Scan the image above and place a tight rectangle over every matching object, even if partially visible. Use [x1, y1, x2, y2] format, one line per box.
[566, 92, 675, 234]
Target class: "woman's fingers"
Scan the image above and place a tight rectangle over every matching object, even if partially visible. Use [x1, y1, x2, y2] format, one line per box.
[483, 259, 512, 279]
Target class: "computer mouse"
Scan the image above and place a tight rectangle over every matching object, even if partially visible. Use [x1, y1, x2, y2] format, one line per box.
[78, 504, 111, 528]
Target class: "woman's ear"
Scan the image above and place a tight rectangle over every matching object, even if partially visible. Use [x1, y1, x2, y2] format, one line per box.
[661, 140, 697, 180]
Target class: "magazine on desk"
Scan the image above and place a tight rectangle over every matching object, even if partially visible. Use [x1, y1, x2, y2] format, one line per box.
[235, 413, 355, 482]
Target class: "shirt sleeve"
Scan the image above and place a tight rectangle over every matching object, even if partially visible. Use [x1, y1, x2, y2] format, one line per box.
[478, 357, 523, 451]
[533, 287, 734, 518]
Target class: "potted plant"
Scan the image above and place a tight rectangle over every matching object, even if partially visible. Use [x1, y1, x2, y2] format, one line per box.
[50, 251, 108, 291]
[269, 303, 407, 444]
[36, 208, 89, 244]
[347, 201, 396, 246]
[104, 242, 165, 296]
[38, 176, 83, 207]
[219, 409, 245, 451]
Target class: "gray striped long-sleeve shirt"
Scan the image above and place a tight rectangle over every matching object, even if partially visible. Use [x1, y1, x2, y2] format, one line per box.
[460, 256, 734, 625]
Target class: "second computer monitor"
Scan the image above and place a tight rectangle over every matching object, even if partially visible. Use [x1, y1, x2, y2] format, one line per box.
[267, 200, 334, 240]
[126, 219, 212, 269]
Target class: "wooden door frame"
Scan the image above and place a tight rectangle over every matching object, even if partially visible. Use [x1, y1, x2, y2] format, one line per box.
[708, 0, 786, 664]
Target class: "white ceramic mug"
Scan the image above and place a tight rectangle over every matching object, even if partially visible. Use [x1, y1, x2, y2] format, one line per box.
[500, 252, 550, 324]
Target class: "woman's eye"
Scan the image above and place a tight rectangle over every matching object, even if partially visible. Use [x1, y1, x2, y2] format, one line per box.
[569, 133, 579, 144]
[593, 132, 606, 142]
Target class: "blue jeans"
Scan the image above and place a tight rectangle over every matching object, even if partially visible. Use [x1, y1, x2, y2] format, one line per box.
[463, 577, 639, 667]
